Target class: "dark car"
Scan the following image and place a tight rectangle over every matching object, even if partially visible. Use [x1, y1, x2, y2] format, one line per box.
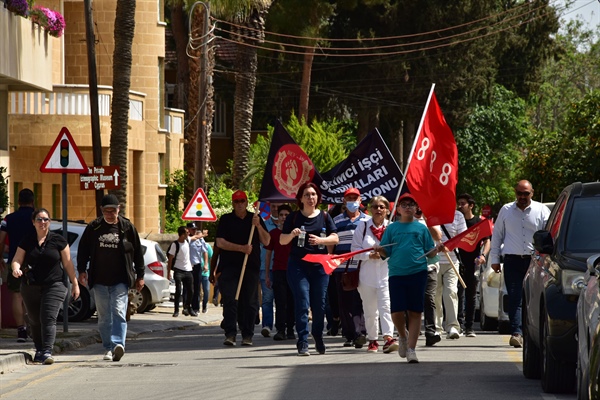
[522, 182, 600, 393]
[577, 254, 600, 400]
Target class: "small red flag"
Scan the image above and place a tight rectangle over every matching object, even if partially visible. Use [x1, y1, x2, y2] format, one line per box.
[303, 248, 375, 275]
[406, 91, 458, 227]
[443, 218, 493, 252]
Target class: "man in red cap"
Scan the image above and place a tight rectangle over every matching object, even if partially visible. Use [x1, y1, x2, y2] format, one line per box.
[329, 187, 369, 348]
[216, 190, 270, 346]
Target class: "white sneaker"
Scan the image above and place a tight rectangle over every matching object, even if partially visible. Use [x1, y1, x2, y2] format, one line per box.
[447, 327, 460, 339]
[112, 344, 125, 362]
[406, 348, 419, 363]
[261, 327, 271, 338]
[398, 337, 408, 358]
[103, 351, 112, 361]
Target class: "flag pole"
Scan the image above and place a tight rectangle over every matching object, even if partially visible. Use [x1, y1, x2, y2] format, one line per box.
[392, 83, 437, 210]
[235, 206, 260, 301]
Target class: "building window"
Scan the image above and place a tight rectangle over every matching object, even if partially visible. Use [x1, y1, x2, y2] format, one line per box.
[158, 0, 164, 23]
[12, 182, 21, 212]
[159, 153, 166, 184]
[158, 58, 165, 129]
[212, 95, 227, 137]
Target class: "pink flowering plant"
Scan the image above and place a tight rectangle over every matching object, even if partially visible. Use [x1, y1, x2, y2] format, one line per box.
[29, 5, 65, 37]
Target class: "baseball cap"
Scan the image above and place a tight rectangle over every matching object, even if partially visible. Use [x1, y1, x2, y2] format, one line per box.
[186, 222, 197, 229]
[232, 190, 247, 201]
[397, 192, 417, 204]
[344, 187, 360, 197]
[101, 194, 120, 208]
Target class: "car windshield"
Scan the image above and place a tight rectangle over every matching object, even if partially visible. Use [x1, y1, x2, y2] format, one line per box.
[564, 197, 600, 253]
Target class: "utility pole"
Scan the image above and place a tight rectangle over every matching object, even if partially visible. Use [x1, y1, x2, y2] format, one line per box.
[84, 0, 104, 217]
[193, 2, 210, 194]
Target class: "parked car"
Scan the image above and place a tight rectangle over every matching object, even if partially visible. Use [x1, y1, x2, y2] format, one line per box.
[522, 182, 600, 393]
[52, 221, 170, 321]
[478, 253, 511, 333]
[576, 254, 600, 400]
[131, 238, 170, 313]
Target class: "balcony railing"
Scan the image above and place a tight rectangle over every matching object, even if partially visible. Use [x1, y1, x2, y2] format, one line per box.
[9, 85, 145, 121]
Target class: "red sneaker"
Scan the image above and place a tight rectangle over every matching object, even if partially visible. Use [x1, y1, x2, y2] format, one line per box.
[367, 340, 379, 353]
[382, 338, 399, 353]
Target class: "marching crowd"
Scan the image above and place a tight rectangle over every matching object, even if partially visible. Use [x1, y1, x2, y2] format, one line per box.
[1, 179, 547, 365]
[208, 183, 503, 364]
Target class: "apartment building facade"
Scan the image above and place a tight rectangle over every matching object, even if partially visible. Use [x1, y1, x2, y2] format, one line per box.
[1, 0, 184, 234]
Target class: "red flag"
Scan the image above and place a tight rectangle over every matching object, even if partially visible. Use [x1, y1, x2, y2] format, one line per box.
[444, 218, 493, 252]
[302, 247, 375, 275]
[406, 91, 458, 227]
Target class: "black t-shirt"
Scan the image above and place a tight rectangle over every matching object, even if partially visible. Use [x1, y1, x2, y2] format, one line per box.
[93, 221, 129, 286]
[282, 210, 337, 260]
[216, 211, 267, 276]
[19, 232, 67, 285]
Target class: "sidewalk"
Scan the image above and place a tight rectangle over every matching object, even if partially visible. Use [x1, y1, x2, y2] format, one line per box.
[0, 302, 223, 374]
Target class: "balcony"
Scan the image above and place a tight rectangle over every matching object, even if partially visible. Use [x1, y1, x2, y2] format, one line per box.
[0, 8, 53, 91]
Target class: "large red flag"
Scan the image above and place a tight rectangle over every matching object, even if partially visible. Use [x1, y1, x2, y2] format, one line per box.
[444, 218, 493, 252]
[406, 91, 458, 226]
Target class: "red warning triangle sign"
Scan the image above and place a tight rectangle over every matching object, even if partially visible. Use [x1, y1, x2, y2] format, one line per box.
[40, 127, 88, 173]
[182, 188, 217, 221]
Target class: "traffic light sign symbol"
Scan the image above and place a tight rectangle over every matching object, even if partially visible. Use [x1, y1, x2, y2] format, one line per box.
[60, 139, 69, 167]
[195, 195, 204, 217]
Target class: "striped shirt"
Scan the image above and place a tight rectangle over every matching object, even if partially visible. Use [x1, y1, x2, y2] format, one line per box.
[333, 211, 370, 270]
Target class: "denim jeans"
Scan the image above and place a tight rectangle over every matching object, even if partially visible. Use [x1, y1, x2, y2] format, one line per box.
[21, 281, 68, 353]
[191, 265, 209, 312]
[260, 269, 274, 329]
[503, 255, 531, 335]
[93, 283, 128, 351]
[287, 258, 329, 349]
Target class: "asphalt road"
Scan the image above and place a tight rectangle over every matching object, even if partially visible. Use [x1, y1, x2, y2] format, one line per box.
[0, 313, 577, 400]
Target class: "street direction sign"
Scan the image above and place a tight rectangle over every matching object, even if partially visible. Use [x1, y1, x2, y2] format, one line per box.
[182, 188, 217, 221]
[40, 127, 88, 173]
[80, 166, 121, 190]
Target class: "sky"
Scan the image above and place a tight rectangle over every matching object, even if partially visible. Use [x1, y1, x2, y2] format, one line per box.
[555, 0, 599, 29]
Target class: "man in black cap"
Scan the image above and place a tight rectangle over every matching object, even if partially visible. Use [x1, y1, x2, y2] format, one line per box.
[187, 222, 208, 314]
[0, 188, 36, 342]
[77, 194, 145, 362]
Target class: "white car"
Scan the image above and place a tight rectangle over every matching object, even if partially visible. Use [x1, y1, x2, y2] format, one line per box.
[478, 255, 511, 333]
[52, 221, 170, 320]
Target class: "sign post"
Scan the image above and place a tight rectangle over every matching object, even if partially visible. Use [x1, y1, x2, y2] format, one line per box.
[40, 127, 88, 332]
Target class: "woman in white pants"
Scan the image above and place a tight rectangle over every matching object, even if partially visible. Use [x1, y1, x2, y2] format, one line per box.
[351, 196, 398, 353]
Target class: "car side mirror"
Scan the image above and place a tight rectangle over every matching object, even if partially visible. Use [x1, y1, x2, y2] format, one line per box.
[533, 230, 554, 254]
[587, 254, 600, 276]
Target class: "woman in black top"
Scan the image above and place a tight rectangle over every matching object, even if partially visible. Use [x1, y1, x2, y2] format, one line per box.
[11, 208, 80, 364]
[280, 182, 338, 356]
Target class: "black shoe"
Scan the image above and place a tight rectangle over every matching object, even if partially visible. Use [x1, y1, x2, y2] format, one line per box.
[17, 326, 27, 343]
[343, 340, 353, 347]
[273, 332, 286, 341]
[189, 308, 198, 317]
[425, 334, 441, 347]
[287, 332, 296, 340]
[173, 311, 179, 317]
[182, 308, 190, 316]
[315, 337, 326, 354]
[353, 334, 367, 348]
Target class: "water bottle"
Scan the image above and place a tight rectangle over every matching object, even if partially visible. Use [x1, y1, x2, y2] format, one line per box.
[297, 225, 306, 247]
[318, 227, 326, 249]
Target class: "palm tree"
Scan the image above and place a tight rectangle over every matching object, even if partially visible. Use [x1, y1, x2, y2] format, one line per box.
[109, 0, 136, 214]
[211, 0, 273, 188]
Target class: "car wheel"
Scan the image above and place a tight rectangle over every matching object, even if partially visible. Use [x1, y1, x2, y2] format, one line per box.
[498, 320, 512, 334]
[480, 296, 498, 331]
[129, 287, 151, 314]
[523, 301, 541, 379]
[541, 314, 576, 393]
[58, 286, 91, 322]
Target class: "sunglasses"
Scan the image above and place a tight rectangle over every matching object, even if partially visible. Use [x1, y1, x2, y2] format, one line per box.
[35, 217, 50, 223]
[516, 191, 531, 197]
[371, 205, 386, 210]
[398, 203, 416, 209]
